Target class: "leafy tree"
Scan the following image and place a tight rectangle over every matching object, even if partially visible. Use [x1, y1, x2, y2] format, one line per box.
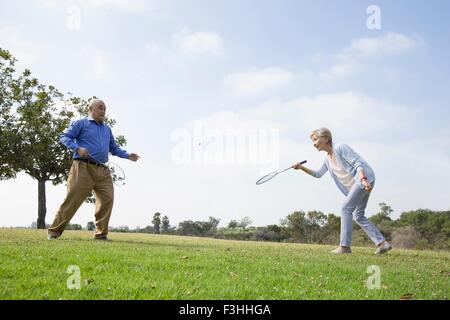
[322, 213, 341, 244]
[237, 216, 252, 231]
[0, 47, 127, 229]
[66, 223, 82, 230]
[368, 203, 395, 242]
[325, 214, 340, 233]
[152, 212, 161, 234]
[86, 221, 95, 231]
[305, 210, 327, 242]
[280, 211, 307, 242]
[0, 48, 18, 180]
[142, 225, 155, 233]
[369, 202, 394, 225]
[114, 225, 130, 233]
[161, 215, 170, 234]
[266, 224, 281, 233]
[398, 209, 450, 246]
[177, 220, 202, 236]
[306, 211, 327, 227]
[206, 216, 220, 232]
[227, 220, 238, 229]
[253, 224, 286, 242]
[177, 217, 221, 237]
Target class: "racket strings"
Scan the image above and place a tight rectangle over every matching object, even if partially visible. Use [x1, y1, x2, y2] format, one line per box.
[107, 163, 126, 185]
[256, 172, 278, 185]
[255, 160, 307, 185]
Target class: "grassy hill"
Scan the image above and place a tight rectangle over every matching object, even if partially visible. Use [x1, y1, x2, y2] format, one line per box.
[0, 228, 448, 300]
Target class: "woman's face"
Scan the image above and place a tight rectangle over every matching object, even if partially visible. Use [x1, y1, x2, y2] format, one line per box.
[311, 134, 328, 151]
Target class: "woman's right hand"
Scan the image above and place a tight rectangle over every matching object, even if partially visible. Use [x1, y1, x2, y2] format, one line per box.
[292, 162, 304, 170]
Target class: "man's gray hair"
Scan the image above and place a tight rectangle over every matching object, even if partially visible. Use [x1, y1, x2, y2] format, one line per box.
[88, 99, 105, 110]
[310, 128, 333, 145]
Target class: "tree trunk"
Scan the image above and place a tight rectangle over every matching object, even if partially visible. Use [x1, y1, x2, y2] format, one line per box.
[37, 180, 47, 229]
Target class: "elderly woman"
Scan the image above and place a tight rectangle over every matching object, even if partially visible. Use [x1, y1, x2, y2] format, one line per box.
[293, 128, 392, 254]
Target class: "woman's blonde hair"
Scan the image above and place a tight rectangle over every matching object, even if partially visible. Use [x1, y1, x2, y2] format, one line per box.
[310, 128, 333, 145]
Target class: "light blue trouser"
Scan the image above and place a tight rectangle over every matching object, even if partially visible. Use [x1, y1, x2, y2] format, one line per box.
[340, 181, 385, 247]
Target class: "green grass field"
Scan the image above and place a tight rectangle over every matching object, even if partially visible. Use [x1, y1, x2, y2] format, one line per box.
[0, 228, 448, 300]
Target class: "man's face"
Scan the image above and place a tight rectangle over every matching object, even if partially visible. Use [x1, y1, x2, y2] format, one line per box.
[90, 101, 106, 122]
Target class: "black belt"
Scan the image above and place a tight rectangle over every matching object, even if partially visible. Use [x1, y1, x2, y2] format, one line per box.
[75, 158, 107, 169]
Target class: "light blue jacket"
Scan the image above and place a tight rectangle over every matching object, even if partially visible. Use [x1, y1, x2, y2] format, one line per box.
[310, 143, 375, 196]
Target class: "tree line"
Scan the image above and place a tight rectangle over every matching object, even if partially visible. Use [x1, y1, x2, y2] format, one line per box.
[30, 204, 449, 251]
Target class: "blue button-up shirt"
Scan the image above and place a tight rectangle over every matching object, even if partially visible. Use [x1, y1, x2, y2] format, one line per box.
[60, 116, 129, 164]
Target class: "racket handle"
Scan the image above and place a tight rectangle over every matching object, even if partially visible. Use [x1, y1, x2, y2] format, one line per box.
[292, 160, 307, 167]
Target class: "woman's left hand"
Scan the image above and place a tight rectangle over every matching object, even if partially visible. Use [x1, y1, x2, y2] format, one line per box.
[362, 179, 372, 191]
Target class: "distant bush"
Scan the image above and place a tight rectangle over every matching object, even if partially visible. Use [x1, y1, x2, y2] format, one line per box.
[253, 229, 286, 242]
[66, 224, 82, 230]
[374, 220, 396, 242]
[214, 227, 254, 241]
[177, 217, 221, 237]
[112, 226, 130, 233]
[415, 239, 431, 250]
[351, 229, 371, 247]
[391, 226, 420, 249]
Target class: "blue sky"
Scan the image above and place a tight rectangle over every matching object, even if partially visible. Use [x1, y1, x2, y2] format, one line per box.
[1, 0, 449, 228]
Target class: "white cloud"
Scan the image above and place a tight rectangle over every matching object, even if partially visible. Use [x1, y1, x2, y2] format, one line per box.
[144, 29, 225, 68]
[0, 27, 37, 67]
[172, 29, 225, 56]
[92, 55, 107, 79]
[81, 47, 109, 80]
[36, 0, 148, 12]
[144, 94, 173, 111]
[224, 67, 294, 95]
[319, 61, 361, 82]
[172, 91, 418, 175]
[282, 92, 417, 138]
[145, 43, 163, 56]
[321, 32, 424, 81]
[344, 32, 422, 59]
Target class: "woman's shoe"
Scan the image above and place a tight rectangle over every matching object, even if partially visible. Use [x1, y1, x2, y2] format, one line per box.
[375, 241, 392, 254]
[330, 246, 352, 254]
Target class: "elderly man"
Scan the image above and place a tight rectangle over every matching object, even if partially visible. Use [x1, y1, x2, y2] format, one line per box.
[47, 99, 140, 240]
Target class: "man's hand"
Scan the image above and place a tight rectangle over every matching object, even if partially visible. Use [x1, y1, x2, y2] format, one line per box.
[77, 147, 90, 158]
[128, 153, 140, 162]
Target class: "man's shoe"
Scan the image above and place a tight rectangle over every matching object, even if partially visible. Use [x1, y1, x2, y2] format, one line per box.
[93, 236, 109, 241]
[375, 241, 392, 255]
[47, 231, 60, 240]
[330, 246, 352, 254]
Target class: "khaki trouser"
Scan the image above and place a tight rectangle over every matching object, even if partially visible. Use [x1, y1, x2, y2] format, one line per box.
[48, 160, 114, 238]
